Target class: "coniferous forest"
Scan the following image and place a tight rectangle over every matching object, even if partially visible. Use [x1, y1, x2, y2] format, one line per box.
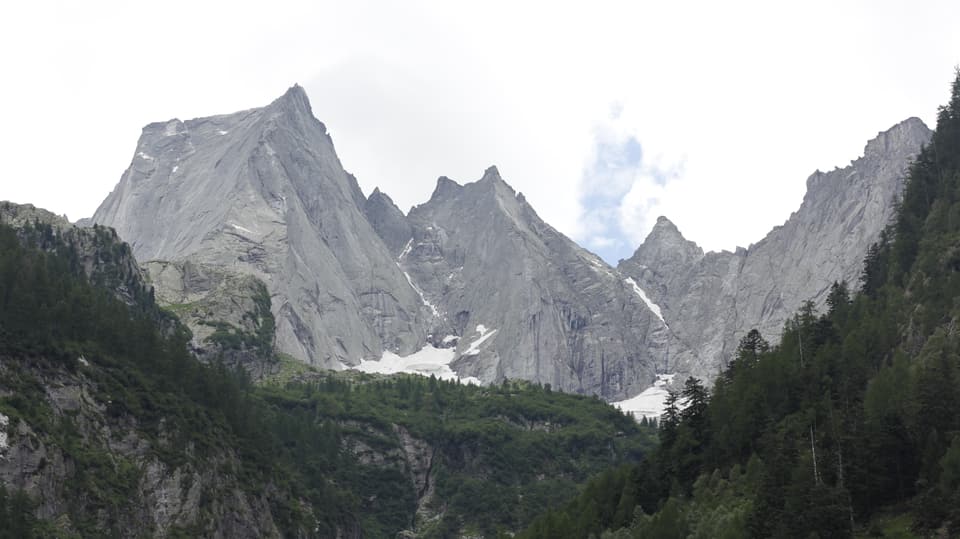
[518, 71, 960, 539]
[0, 210, 655, 537]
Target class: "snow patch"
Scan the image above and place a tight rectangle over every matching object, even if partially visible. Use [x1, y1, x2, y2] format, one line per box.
[625, 278, 667, 327]
[586, 255, 615, 277]
[463, 325, 497, 356]
[137, 151, 154, 160]
[218, 129, 229, 135]
[350, 345, 480, 385]
[78, 355, 89, 367]
[398, 239, 413, 260]
[399, 264, 440, 317]
[230, 223, 254, 235]
[0, 413, 8, 453]
[442, 335, 459, 344]
[171, 165, 179, 174]
[612, 374, 677, 421]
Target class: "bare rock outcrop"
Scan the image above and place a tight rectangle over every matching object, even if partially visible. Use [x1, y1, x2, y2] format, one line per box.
[90, 86, 430, 368]
[383, 167, 698, 398]
[619, 117, 932, 377]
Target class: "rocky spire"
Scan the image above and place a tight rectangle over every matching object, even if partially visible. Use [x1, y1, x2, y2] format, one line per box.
[619, 216, 703, 280]
[399, 167, 696, 399]
[364, 187, 413, 257]
[428, 176, 463, 202]
[90, 85, 430, 368]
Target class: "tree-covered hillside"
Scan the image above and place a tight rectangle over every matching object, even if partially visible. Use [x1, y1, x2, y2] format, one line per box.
[0, 211, 656, 538]
[519, 70, 960, 539]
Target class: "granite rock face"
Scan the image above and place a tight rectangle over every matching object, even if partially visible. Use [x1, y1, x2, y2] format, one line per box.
[88, 86, 927, 397]
[143, 260, 279, 378]
[364, 188, 414, 257]
[91, 86, 429, 368]
[619, 117, 932, 378]
[0, 366, 289, 538]
[375, 167, 699, 399]
[89, 87, 694, 396]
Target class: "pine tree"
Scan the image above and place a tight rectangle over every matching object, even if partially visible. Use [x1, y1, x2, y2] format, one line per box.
[660, 389, 681, 449]
[826, 281, 850, 320]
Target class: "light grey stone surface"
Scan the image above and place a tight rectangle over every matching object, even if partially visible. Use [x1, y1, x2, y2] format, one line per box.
[143, 260, 280, 377]
[365, 187, 414, 257]
[388, 166, 699, 399]
[91, 86, 429, 368]
[619, 118, 932, 378]
[87, 86, 929, 397]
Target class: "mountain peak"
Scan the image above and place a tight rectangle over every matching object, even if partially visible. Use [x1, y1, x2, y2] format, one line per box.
[481, 165, 502, 181]
[281, 83, 308, 101]
[91, 85, 428, 368]
[364, 187, 412, 255]
[619, 215, 702, 270]
[430, 176, 463, 201]
[268, 83, 314, 117]
[864, 117, 931, 159]
[478, 165, 521, 202]
[367, 186, 397, 207]
[647, 216, 689, 243]
[653, 215, 677, 229]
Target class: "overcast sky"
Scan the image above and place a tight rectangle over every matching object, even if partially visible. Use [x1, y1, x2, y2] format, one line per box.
[2, 1, 958, 263]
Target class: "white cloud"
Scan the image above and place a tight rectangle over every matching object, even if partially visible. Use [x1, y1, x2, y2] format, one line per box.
[576, 106, 686, 261]
[1, 0, 957, 257]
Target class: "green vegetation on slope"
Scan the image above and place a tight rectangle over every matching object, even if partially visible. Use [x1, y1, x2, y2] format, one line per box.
[0, 218, 357, 536]
[519, 70, 960, 539]
[200, 280, 275, 358]
[0, 216, 656, 537]
[263, 374, 654, 537]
